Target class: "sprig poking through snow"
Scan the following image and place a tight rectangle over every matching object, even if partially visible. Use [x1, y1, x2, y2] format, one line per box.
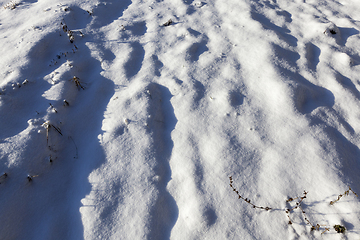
[229, 177, 356, 235]
[330, 187, 358, 205]
[42, 121, 62, 147]
[70, 76, 85, 90]
[285, 191, 330, 233]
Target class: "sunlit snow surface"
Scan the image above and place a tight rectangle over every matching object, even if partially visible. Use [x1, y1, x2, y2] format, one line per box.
[0, 0, 360, 239]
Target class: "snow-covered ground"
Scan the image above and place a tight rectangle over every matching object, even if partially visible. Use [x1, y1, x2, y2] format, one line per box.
[1, 0, 360, 239]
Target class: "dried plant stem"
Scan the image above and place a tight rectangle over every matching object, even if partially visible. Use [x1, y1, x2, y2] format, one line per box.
[229, 176, 272, 211]
[322, 228, 330, 234]
[330, 186, 358, 205]
[285, 191, 328, 232]
[43, 121, 62, 147]
[285, 190, 307, 224]
[229, 176, 346, 235]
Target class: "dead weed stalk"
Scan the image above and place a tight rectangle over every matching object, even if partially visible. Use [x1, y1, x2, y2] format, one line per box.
[229, 176, 357, 235]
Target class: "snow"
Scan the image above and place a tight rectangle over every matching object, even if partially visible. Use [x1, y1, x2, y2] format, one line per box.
[0, 0, 360, 239]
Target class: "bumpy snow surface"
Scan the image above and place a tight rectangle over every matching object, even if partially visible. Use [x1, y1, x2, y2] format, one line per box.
[1, 0, 360, 239]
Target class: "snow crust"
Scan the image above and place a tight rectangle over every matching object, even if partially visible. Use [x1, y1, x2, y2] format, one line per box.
[1, 0, 360, 239]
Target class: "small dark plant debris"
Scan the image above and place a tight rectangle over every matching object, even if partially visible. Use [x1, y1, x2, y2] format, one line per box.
[334, 224, 346, 233]
[12, 82, 21, 89]
[27, 174, 38, 182]
[68, 30, 75, 43]
[61, 21, 68, 33]
[49, 103, 57, 113]
[163, 19, 173, 26]
[286, 191, 308, 225]
[311, 224, 320, 231]
[330, 186, 358, 205]
[60, 20, 75, 43]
